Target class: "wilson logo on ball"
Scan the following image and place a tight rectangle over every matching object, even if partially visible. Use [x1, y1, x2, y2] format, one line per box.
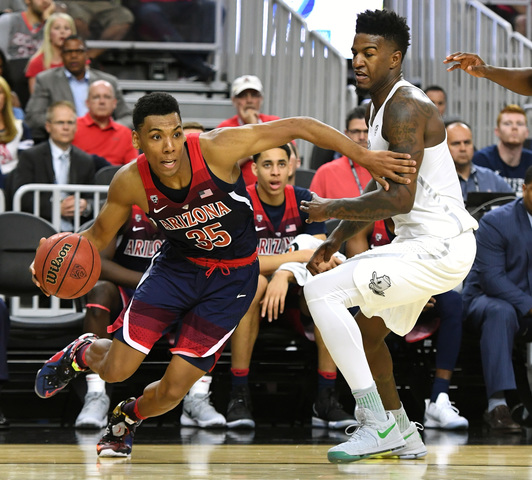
[70, 264, 88, 280]
[45, 243, 73, 285]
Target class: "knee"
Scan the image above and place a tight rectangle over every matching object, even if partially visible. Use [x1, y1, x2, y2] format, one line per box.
[157, 380, 187, 406]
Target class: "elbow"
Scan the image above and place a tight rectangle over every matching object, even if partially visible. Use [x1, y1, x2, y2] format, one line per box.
[395, 199, 413, 215]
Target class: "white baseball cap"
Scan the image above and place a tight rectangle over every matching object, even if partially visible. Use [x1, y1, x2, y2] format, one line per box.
[231, 75, 264, 97]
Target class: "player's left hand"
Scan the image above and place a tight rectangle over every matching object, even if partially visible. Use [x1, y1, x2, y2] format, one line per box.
[306, 240, 338, 276]
[300, 193, 330, 223]
[261, 272, 290, 322]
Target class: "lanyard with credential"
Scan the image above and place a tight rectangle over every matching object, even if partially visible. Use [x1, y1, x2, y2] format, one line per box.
[350, 160, 364, 195]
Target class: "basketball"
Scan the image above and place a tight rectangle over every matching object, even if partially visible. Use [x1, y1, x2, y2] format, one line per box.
[34, 232, 101, 299]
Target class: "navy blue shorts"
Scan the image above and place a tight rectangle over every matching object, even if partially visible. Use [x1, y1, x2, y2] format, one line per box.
[109, 242, 259, 371]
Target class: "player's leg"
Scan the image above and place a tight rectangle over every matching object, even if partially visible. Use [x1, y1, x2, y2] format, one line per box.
[226, 274, 268, 429]
[75, 280, 122, 429]
[356, 311, 426, 459]
[304, 261, 405, 463]
[97, 353, 207, 457]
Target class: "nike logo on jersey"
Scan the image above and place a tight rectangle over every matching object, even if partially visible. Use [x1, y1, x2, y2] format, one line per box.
[255, 226, 267, 231]
[132, 226, 145, 232]
[237, 294, 247, 298]
[378, 422, 397, 439]
[153, 205, 168, 214]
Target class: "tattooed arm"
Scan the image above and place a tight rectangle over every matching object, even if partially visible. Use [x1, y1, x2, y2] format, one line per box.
[301, 86, 440, 224]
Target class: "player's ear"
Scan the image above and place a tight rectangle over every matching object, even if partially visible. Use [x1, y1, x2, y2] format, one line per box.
[132, 130, 140, 150]
[251, 160, 258, 178]
[390, 50, 402, 69]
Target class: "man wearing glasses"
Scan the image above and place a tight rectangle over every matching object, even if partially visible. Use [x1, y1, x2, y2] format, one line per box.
[310, 105, 372, 201]
[25, 34, 131, 142]
[13, 100, 95, 230]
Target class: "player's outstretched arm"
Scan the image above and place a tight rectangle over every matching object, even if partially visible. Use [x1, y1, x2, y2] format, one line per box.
[202, 117, 416, 190]
[444, 52, 532, 96]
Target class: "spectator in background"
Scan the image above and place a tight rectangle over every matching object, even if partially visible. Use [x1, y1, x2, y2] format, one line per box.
[424, 85, 447, 118]
[0, 298, 9, 429]
[25, 12, 76, 94]
[0, 76, 31, 188]
[287, 141, 301, 186]
[64, 0, 133, 59]
[0, 0, 54, 60]
[25, 35, 132, 142]
[223, 144, 354, 430]
[462, 166, 532, 432]
[0, 0, 57, 107]
[132, 0, 216, 82]
[218, 75, 280, 186]
[472, 104, 532, 196]
[310, 106, 372, 256]
[446, 120, 513, 202]
[12, 101, 95, 230]
[0, 49, 24, 116]
[182, 120, 205, 135]
[72, 80, 137, 166]
[75, 205, 165, 429]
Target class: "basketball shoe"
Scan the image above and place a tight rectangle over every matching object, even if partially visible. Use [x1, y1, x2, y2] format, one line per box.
[424, 392, 469, 430]
[312, 387, 356, 430]
[75, 391, 110, 429]
[226, 385, 255, 429]
[34, 333, 98, 398]
[97, 398, 141, 457]
[327, 407, 405, 463]
[181, 392, 226, 428]
[381, 421, 427, 459]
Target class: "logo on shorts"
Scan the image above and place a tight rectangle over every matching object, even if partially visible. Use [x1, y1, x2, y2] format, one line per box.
[369, 271, 391, 297]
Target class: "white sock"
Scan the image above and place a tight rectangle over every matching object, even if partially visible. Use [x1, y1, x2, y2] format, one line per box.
[189, 375, 212, 396]
[86, 373, 105, 394]
[390, 402, 410, 432]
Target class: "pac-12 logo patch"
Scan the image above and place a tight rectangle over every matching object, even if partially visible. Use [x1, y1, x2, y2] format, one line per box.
[369, 271, 391, 297]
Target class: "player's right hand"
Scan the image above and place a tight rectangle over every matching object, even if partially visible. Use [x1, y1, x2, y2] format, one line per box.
[30, 237, 50, 296]
[443, 52, 488, 78]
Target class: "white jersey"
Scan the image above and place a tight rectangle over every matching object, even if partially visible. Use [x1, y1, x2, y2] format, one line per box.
[368, 79, 478, 240]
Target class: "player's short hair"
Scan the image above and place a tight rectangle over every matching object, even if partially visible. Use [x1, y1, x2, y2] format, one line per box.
[253, 144, 291, 162]
[356, 9, 410, 59]
[133, 92, 181, 130]
[497, 104, 527, 126]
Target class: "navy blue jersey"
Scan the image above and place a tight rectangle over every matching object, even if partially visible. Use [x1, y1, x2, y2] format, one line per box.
[137, 133, 257, 260]
[113, 205, 165, 272]
[247, 184, 326, 255]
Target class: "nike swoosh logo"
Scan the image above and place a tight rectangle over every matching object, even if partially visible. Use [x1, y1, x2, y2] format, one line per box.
[403, 431, 415, 441]
[153, 205, 168, 214]
[255, 226, 267, 231]
[377, 422, 397, 439]
[132, 226, 145, 232]
[237, 294, 246, 298]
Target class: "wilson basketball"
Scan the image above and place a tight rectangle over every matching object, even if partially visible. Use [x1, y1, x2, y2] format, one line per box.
[34, 232, 101, 299]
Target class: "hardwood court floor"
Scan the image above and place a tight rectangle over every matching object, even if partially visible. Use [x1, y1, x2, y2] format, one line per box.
[1, 424, 532, 479]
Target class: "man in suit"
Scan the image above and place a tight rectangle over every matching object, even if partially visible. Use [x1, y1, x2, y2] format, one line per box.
[462, 165, 532, 432]
[12, 100, 95, 230]
[25, 34, 131, 142]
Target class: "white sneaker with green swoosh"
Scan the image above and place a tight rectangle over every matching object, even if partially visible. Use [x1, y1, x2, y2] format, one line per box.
[381, 421, 427, 459]
[327, 407, 405, 463]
